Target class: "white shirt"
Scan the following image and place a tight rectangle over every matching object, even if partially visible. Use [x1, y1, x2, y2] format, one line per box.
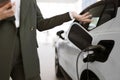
[11, 0, 20, 28]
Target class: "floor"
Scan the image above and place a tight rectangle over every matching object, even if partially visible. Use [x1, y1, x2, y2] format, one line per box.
[38, 43, 65, 80]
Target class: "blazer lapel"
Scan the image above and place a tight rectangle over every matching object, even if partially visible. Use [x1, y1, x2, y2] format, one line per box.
[20, 0, 30, 26]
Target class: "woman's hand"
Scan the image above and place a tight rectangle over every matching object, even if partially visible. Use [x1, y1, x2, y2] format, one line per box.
[0, 2, 15, 21]
[71, 11, 92, 23]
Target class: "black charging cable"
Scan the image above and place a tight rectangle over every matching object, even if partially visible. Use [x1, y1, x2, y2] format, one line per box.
[76, 45, 105, 80]
[76, 49, 86, 80]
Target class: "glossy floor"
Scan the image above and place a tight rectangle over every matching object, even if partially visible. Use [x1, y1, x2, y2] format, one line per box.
[38, 43, 65, 80]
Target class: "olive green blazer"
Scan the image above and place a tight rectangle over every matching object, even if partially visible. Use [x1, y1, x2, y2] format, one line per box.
[0, 0, 71, 80]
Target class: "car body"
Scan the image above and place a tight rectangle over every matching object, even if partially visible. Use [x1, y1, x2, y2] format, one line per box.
[55, 0, 120, 80]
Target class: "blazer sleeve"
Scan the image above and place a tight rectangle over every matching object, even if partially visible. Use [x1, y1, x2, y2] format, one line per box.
[35, 3, 72, 31]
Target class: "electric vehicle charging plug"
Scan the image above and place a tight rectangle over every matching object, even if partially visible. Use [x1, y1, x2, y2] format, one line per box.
[76, 45, 105, 80]
[83, 45, 106, 62]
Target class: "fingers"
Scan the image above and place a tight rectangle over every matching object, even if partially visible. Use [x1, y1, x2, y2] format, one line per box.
[11, 2, 16, 12]
[82, 12, 90, 16]
[83, 15, 92, 23]
[3, 2, 15, 16]
[2, 2, 12, 10]
[71, 11, 92, 23]
[0, 2, 15, 20]
[80, 12, 92, 23]
[4, 8, 15, 17]
[82, 12, 92, 19]
[85, 14, 92, 19]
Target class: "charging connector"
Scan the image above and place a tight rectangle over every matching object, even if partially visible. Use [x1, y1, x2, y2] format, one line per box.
[83, 45, 106, 63]
[76, 45, 105, 80]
